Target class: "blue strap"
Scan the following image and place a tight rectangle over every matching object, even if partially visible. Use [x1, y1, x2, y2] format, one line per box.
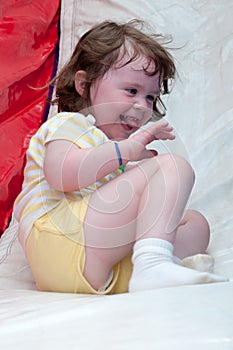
[114, 142, 126, 173]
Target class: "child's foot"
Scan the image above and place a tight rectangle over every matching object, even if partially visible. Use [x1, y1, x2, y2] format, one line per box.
[129, 239, 228, 293]
[178, 253, 214, 272]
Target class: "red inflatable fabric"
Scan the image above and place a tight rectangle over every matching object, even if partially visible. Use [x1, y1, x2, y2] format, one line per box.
[0, 0, 60, 235]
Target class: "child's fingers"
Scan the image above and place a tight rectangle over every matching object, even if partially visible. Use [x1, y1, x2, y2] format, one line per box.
[149, 122, 175, 140]
[144, 126, 175, 141]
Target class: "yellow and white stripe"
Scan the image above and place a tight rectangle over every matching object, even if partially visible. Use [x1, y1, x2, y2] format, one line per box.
[14, 112, 121, 250]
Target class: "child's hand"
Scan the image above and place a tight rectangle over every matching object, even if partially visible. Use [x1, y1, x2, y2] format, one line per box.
[124, 121, 175, 161]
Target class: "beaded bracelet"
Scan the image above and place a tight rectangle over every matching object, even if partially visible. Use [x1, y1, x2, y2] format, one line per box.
[114, 142, 126, 173]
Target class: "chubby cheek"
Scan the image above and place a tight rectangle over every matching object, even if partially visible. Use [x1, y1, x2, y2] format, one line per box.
[89, 85, 112, 120]
[140, 110, 153, 127]
[90, 76, 114, 105]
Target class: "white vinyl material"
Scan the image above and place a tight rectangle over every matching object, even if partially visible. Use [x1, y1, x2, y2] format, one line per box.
[0, 1, 232, 349]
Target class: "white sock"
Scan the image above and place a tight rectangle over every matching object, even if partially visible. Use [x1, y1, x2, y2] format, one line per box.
[129, 238, 228, 292]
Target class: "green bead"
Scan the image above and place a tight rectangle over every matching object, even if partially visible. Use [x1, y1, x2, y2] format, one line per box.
[119, 165, 126, 173]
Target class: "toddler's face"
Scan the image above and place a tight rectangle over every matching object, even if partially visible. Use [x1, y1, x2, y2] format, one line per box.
[89, 55, 161, 141]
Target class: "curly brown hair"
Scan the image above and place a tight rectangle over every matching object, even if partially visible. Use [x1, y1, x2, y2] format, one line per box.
[53, 19, 176, 119]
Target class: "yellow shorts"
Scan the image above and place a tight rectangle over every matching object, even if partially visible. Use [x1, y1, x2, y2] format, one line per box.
[26, 197, 132, 294]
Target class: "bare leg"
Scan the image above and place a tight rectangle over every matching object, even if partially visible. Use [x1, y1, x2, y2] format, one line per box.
[84, 153, 191, 289]
[83, 154, 227, 291]
[174, 209, 210, 259]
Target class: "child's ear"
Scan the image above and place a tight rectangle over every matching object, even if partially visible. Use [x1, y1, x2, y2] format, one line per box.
[74, 70, 87, 96]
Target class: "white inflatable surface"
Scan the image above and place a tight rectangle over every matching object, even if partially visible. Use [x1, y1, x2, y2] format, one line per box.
[0, 1, 233, 349]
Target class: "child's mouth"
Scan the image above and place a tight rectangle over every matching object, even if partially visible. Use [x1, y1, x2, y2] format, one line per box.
[121, 123, 134, 131]
[119, 114, 137, 132]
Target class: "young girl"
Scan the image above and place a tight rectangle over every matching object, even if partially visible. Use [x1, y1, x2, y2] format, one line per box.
[14, 20, 227, 294]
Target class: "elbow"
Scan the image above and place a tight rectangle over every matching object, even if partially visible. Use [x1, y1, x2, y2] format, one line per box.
[43, 163, 63, 191]
[43, 160, 80, 192]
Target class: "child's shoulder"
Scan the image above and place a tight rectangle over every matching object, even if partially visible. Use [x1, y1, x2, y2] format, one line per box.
[48, 112, 96, 127]
[37, 112, 99, 140]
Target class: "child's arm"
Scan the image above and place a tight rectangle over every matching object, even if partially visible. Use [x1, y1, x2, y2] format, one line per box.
[43, 121, 175, 192]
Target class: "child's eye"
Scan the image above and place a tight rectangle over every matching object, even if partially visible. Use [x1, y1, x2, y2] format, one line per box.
[126, 88, 137, 95]
[146, 95, 156, 102]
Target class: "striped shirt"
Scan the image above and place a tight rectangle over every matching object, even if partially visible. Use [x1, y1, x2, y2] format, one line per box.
[14, 112, 121, 250]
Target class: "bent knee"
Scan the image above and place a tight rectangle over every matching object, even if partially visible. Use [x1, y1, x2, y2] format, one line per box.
[156, 153, 195, 183]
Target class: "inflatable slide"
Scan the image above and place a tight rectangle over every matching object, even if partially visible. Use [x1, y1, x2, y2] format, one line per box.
[0, 1, 232, 349]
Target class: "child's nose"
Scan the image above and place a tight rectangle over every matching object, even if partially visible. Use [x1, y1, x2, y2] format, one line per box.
[133, 99, 148, 111]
